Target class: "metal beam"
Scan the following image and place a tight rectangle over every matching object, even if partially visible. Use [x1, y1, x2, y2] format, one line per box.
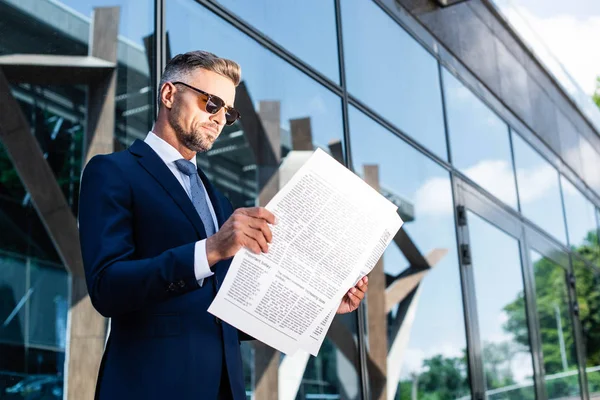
[0, 54, 115, 85]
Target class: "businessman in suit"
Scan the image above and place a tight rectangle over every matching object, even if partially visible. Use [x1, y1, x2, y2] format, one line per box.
[78, 50, 369, 400]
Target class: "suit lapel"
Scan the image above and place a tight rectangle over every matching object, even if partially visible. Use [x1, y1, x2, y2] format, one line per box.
[129, 140, 208, 238]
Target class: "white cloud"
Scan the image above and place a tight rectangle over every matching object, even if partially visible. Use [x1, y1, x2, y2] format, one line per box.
[414, 176, 454, 216]
[499, 4, 600, 96]
[413, 159, 561, 217]
[515, 163, 558, 204]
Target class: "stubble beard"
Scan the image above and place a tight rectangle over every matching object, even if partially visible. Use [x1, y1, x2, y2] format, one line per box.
[168, 107, 217, 153]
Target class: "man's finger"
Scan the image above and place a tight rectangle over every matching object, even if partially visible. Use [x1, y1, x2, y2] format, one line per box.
[246, 217, 273, 243]
[243, 229, 269, 253]
[240, 207, 276, 225]
[350, 287, 365, 301]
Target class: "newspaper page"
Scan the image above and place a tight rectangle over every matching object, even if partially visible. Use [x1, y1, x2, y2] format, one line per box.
[300, 220, 401, 356]
[207, 148, 403, 355]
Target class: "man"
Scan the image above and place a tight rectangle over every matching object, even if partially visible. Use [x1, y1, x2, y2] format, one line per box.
[78, 50, 369, 400]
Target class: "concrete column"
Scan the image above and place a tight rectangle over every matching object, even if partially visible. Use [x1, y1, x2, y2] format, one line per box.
[290, 117, 312, 151]
[68, 7, 119, 400]
[363, 165, 388, 400]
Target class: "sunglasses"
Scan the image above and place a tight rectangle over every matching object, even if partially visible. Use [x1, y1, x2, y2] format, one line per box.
[171, 81, 241, 126]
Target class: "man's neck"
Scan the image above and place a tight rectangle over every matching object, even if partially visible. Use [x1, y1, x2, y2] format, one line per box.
[152, 128, 196, 161]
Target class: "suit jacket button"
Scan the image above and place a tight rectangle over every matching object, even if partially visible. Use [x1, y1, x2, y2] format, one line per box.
[178, 280, 185, 288]
[167, 283, 176, 292]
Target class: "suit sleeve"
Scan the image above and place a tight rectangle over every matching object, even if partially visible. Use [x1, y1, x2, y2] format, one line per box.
[78, 155, 199, 318]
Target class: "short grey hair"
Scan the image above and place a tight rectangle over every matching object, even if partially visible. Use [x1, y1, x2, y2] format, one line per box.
[157, 50, 241, 109]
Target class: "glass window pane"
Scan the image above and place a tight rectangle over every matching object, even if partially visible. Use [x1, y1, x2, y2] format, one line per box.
[349, 106, 469, 399]
[1, 0, 155, 210]
[468, 212, 535, 398]
[167, 2, 357, 397]
[513, 133, 567, 244]
[28, 262, 69, 349]
[561, 177, 599, 259]
[214, 0, 339, 83]
[443, 69, 518, 208]
[531, 250, 580, 398]
[342, 0, 447, 160]
[0, 253, 27, 348]
[573, 262, 600, 396]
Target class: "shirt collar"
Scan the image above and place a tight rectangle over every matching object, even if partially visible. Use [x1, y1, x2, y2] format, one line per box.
[144, 131, 197, 167]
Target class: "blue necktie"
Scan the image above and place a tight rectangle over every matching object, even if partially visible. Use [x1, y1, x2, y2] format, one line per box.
[174, 159, 216, 236]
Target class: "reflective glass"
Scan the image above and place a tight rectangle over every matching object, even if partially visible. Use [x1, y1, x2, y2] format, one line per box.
[573, 262, 600, 396]
[349, 106, 469, 399]
[0, 0, 154, 397]
[561, 177, 599, 259]
[28, 263, 69, 349]
[513, 133, 566, 244]
[531, 250, 580, 398]
[468, 212, 536, 399]
[167, 2, 356, 397]
[342, 0, 447, 160]
[215, 0, 340, 83]
[443, 68, 518, 208]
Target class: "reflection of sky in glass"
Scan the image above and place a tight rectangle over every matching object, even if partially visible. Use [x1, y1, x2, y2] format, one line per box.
[561, 177, 597, 252]
[342, 0, 447, 161]
[215, 0, 339, 83]
[55, 0, 153, 46]
[167, 0, 343, 151]
[349, 106, 467, 379]
[513, 133, 567, 244]
[443, 68, 518, 209]
[468, 212, 534, 385]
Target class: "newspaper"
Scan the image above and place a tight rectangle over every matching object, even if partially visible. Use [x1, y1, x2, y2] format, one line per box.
[207, 148, 403, 355]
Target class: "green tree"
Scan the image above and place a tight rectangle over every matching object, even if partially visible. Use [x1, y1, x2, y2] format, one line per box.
[416, 354, 470, 400]
[503, 231, 600, 396]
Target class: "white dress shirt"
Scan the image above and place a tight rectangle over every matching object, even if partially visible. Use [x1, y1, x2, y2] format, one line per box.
[144, 131, 218, 286]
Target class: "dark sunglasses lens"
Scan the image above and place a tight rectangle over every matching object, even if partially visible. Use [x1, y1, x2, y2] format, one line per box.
[205, 96, 224, 114]
[225, 109, 240, 125]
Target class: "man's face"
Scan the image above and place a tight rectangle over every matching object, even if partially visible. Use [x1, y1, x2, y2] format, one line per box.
[167, 68, 236, 153]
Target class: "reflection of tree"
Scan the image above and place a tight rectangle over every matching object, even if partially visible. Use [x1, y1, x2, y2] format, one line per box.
[573, 240, 600, 394]
[502, 231, 600, 396]
[396, 353, 469, 400]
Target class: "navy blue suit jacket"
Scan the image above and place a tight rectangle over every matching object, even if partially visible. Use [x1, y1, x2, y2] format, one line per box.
[78, 139, 246, 400]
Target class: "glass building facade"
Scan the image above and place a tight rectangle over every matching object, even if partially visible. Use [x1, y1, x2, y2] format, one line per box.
[0, 0, 599, 399]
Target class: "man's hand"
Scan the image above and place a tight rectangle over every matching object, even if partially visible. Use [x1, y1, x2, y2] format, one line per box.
[206, 207, 275, 267]
[336, 276, 368, 314]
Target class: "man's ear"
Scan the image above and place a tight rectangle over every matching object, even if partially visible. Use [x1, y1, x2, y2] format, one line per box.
[161, 82, 176, 109]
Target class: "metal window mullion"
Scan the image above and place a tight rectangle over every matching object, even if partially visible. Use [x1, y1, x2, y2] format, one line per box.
[452, 175, 486, 400]
[519, 231, 548, 400]
[154, 0, 166, 119]
[568, 256, 591, 400]
[334, 0, 368, 398]
[192, 0, 343, 99]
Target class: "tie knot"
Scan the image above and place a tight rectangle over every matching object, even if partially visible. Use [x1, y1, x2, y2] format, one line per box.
[174, 159, 197, 176]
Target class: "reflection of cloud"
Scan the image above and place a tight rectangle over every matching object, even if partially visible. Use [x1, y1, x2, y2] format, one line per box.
[414, 177, 453, 216]
[580, 139, 600, 189]
[413, 160, 516, 217]
[465, 160, 516, 205]
[413, 158, 568, 218]
[516, 164, 558, 204]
